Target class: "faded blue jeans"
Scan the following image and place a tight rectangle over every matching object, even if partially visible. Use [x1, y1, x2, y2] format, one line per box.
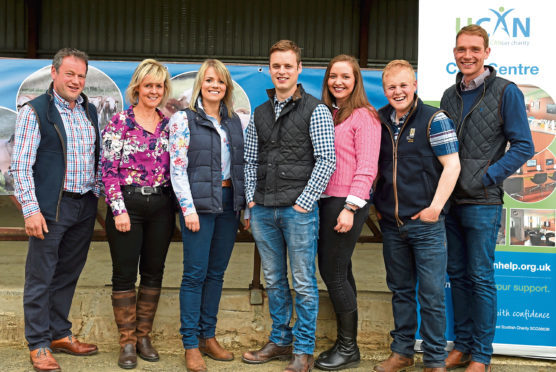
[379, 217, 448, 368]
[250, 203, 319, 355]
[446, 204, 502, 365]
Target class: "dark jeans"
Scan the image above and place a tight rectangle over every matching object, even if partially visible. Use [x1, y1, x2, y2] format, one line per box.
[446, 204, 502, 365]
[318, 197, 370, 314]
[379, 217, 448, 368]
[24, 193, 97, 350]
[179, 187, 239, 349]
[105, 189, 175, 291]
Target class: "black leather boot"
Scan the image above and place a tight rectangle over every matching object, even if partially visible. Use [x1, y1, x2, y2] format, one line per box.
[315, 310, 360, 370]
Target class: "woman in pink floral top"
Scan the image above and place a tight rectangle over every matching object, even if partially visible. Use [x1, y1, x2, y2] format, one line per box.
[101, 59, 174, 369]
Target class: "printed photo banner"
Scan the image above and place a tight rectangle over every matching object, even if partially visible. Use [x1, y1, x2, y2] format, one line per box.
[0, 59, 388, 195]
[418, 0, 556, 359]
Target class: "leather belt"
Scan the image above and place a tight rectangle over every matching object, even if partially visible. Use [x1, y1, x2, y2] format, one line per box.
[62, 191, 91, 199]
[222, 179, 232, 187]
[121, 185, 169, 195]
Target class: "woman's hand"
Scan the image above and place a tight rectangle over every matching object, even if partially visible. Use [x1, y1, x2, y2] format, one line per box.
[334, 208, 354, 233]
[185, 213, 200, 232]
[114, 213, 131, 232]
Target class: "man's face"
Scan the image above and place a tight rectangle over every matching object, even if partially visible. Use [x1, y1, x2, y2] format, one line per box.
[453, 33, 491, 83]
[269, 50, 301, 98]
[383, 67, 417, 118]
[51, 56, 87, 106]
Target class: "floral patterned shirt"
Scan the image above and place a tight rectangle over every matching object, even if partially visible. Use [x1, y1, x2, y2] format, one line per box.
[101, 106, 170, 216]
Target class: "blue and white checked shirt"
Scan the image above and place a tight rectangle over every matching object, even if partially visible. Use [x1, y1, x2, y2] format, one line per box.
[389, 109, 459, 156]
[11, 90, 101, 218]
[244, 95, 336, 211]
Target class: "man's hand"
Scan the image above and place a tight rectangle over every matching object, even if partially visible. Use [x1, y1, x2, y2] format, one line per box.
[24, 212, 49, 240]
[185, 213, 200, 232]
[334, 208, 354, 233]
[411, 205, 441, 223]
[248, 202, 256, 208]
[292, 204, 308, 213]
[244, 219, 250, 230]
[114, 213, 131, 232]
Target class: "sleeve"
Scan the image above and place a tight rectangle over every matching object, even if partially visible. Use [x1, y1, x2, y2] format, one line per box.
[243, 114, 258, 204]
[10, 105, 41, 218]
[295, 104, 336, 211]
[101, 112, 128, 215]
[93, 124, 103, 198]
[169, 111, 196, 217]
[429, 111, 459, 157]
[347, 108, 381, 203]
[482, 84, 535, 186]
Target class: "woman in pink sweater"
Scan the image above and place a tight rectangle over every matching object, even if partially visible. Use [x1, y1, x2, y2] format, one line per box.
[315, 54, 381, 371]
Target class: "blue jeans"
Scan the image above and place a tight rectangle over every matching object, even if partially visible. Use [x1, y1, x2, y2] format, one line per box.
[250, 203, 319, 355]
[379, 217, 448, 368]
[179, 187, 239, 349]
[446, 204, 502, 365]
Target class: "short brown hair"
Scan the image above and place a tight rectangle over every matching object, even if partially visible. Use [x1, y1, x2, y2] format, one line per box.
[52, 48, 89, 73]
[382, 59, 415, 86]
[269, 40, 301, 64]
[456, 24, 489, 49]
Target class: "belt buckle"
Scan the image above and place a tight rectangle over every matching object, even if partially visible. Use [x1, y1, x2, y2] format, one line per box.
[140, 186, 154, 195]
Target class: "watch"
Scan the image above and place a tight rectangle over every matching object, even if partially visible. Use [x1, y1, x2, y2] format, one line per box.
[343, 203, 358, 213]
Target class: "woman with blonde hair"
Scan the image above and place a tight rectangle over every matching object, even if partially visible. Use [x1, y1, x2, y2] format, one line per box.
[101, 59, 174, 369]
[316, 54, 381, 370]
[169, 59, 247, 372]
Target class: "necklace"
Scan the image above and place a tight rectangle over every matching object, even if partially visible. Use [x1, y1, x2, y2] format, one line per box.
[134, 108, 158, 131]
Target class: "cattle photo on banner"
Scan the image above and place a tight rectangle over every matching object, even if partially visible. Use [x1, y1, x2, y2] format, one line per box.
[418, 0, 556, 359]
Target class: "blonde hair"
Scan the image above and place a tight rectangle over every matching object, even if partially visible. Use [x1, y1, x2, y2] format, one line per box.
[125, 59, 171, 107]
[189, 59, 235, 118]
[382, 59, 416, 86]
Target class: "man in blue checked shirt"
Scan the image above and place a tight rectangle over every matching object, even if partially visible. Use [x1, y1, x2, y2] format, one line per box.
[10, 48, 101, 372]
[242, 40, 335, 372]
[373, 60, 461, 372]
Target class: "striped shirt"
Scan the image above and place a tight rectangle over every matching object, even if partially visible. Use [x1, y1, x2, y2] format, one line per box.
[11, 90, 100, 218]
[244, 95, 336, 211]
[389, 109, 458, 157]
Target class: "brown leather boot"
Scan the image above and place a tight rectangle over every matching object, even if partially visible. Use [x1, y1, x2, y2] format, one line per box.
[30, 347, 61, 372]
[242, 341, 293, 364]
[465, 361, 491, 371]
[199, 337, 234, 361]
[374, 352, 414, 372]
[136, 286, 161, 362]
[445, 349, 471, 369]
[112, 289, 137, 369]
[284, 353, 314, 372]
[185, 348, 207, 372]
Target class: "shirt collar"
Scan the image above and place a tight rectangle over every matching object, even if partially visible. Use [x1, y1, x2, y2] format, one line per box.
[389, 109, 409, 126]
[53, 88, 83, 109]
[460, 67, 490, 91]
[273, 95, 293, 106]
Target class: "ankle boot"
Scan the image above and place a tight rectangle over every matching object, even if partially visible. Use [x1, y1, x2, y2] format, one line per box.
[136, 285, 161, 362]
[315, 310, 360, 370]
[112, 290, 137, 369]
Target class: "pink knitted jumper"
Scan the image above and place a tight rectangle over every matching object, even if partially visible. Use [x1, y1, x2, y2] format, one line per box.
[323, 107, 381, 200]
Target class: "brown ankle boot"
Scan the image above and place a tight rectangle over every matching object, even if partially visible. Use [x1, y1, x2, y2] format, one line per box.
[374, 352, 414, 372]
[112, 290, 137, 369]
[136, 286, 161, 362]
[185, 348, 207, 372]
[199, 337, 234, 361]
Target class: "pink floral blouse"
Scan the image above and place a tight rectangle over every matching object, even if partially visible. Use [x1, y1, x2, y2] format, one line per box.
[101, 106, 170, 216]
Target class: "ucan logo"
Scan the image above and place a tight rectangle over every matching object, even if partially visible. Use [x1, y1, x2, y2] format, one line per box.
[456, 7, 530, 38]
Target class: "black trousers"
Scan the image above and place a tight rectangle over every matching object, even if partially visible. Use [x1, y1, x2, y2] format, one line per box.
[24, 193, 97, 350]
[317, 197, 370, 314]
[105, 189, 175, 291]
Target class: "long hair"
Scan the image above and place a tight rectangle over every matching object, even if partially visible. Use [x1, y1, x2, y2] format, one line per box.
[189, 59, 235, 118]
[321, 54, 377, 125]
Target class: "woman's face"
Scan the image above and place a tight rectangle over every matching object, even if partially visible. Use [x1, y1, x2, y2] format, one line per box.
[135, 74, 164, 110]
[327, 61, 355, 107]
[201, 67, 227, 106]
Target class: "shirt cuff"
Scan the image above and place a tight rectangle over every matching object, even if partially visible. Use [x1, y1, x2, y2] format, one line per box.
[22, 203, 41, 219]
[346, 195, 367, 208]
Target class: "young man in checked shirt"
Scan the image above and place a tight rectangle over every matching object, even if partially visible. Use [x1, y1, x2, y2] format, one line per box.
[242, 40, 336, 372]
[373, 60, 461, 372]
[10, 48, 100, 372]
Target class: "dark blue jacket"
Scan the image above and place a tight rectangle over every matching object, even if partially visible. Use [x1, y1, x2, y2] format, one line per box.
[184, 104, 245, 213]
[26, 84, 99, 221]
[374, 98, 446, 225]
